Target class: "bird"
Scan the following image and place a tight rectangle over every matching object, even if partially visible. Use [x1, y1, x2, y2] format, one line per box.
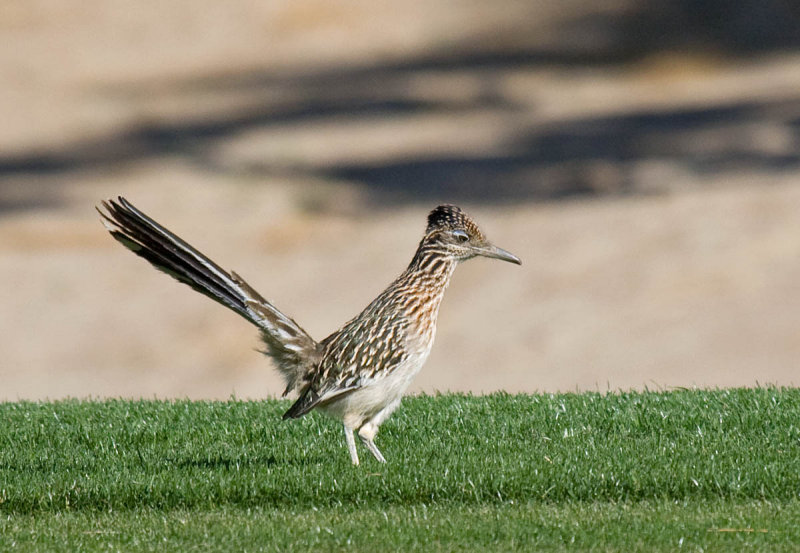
[98, 197, 521, 465]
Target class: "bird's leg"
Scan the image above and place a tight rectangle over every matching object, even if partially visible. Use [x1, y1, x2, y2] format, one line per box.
[344, 424, 359, 465]
[357, 422, 386, 463]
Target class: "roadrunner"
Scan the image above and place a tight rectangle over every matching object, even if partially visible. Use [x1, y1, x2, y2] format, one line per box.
[98, 198, 521, 465]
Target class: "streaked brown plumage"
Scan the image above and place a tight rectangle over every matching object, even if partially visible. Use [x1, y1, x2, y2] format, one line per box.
[98, 198, 520, 464]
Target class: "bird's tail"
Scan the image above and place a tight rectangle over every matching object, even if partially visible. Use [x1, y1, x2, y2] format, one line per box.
[98, 197, 319, 393]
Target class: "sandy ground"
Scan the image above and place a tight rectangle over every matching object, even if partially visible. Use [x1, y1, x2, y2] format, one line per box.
[1, 1, 800, 400]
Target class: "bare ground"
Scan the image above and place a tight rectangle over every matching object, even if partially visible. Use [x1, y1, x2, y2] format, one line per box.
[1, 1, 799, 399]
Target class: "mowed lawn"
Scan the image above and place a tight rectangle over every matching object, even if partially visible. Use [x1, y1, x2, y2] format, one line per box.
[2, 389, 799, 551]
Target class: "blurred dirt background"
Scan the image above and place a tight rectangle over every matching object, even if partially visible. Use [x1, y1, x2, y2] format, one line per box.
[2, 0, 800, 400]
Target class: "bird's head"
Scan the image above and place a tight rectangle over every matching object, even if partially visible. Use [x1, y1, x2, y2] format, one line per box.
[423, 204, 521, 265]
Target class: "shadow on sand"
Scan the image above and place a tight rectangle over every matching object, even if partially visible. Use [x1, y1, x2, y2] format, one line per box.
[2, 1, 799, 210]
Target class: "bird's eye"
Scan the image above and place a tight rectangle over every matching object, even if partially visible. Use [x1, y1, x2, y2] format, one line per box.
[452, 230, 469, 243]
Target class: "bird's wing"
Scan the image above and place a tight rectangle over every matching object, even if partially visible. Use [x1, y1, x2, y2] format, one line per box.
[281, 378, 359, 419]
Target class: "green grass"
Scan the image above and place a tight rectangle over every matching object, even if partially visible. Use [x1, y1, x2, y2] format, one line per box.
[2, 389, 799, 551]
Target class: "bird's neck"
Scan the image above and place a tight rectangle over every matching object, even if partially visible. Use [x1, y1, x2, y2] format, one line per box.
[393, 245, 459, 336]
[406, 241, 458, 284]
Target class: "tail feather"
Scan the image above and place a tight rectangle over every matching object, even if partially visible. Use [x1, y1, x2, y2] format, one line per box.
[98, 197, 320, 392]
[99, 197, 249, 317]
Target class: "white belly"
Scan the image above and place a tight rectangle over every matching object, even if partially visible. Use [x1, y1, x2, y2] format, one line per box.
[321, 346, 431, 429]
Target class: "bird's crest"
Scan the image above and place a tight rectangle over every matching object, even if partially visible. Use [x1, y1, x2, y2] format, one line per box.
[426, 204, 484, 240]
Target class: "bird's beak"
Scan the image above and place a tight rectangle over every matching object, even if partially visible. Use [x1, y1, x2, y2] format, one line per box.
[474, 244, 522, 265]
